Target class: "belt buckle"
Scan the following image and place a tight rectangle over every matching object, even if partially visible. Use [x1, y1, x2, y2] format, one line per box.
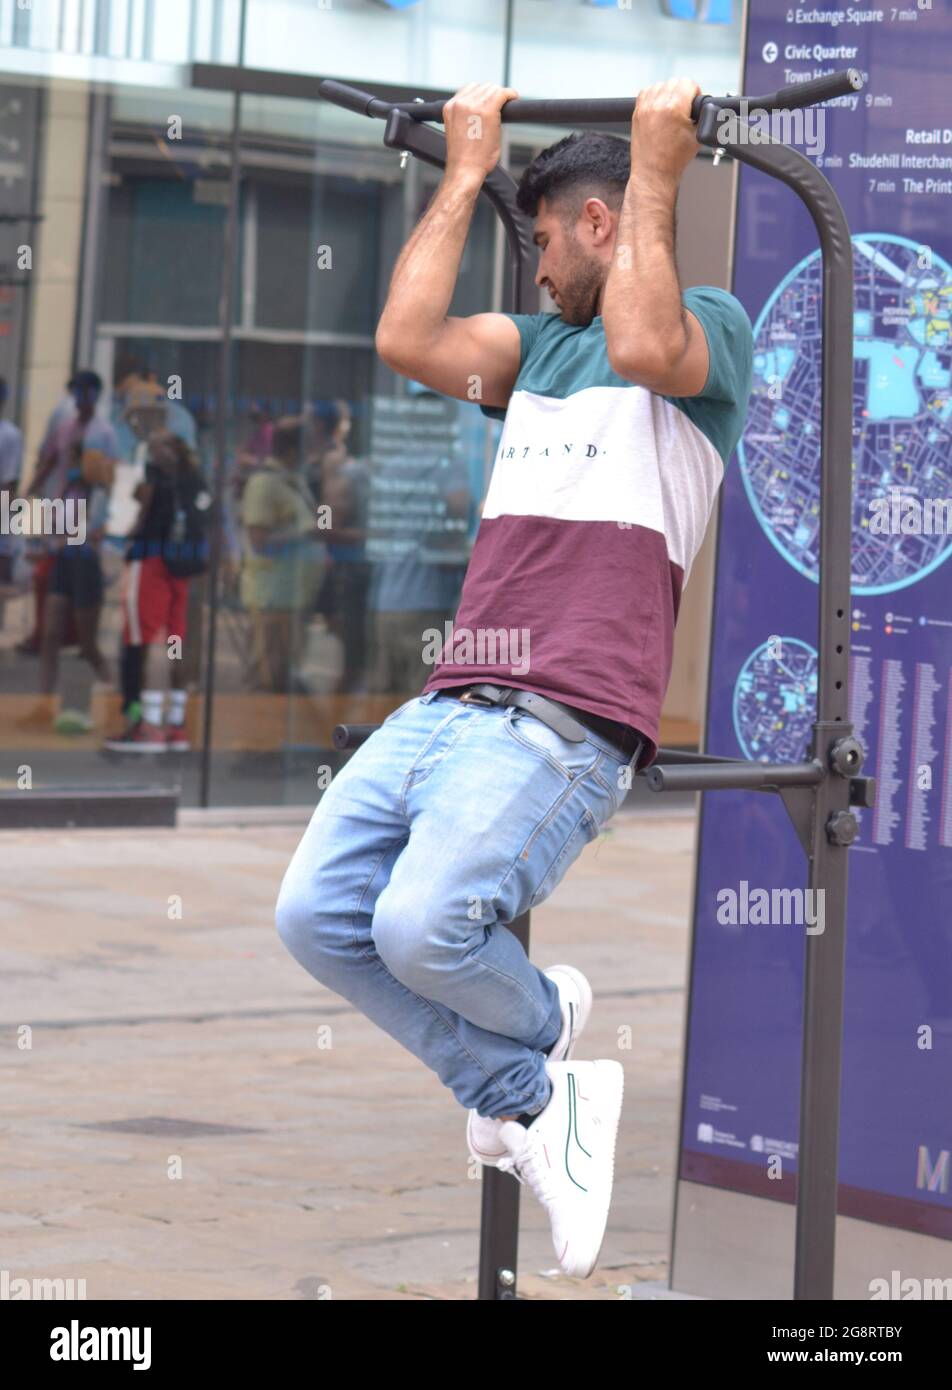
[459, 688, 493, 708]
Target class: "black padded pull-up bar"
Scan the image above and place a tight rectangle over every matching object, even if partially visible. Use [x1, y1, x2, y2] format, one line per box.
[321, 68, 863, 127]
[322, 68, 871, 1303]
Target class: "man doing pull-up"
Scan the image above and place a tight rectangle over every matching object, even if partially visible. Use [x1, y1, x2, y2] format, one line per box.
[277, 78, 753, 1279]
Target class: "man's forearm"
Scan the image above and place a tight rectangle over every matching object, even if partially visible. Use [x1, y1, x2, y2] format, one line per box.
[375, 170, 483, 359]
[601, 170, 688, 374]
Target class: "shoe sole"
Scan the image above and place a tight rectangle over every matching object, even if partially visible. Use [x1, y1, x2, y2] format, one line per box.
[103, 742, 167, 752]
[467, 965, 593, 1164]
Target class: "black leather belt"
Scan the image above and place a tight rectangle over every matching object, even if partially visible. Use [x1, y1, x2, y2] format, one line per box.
[442, 683, 644, 761]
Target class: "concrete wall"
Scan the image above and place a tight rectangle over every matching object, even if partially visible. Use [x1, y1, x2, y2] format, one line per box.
[663, 151, 737, 736]
[21, 80, 90, 482]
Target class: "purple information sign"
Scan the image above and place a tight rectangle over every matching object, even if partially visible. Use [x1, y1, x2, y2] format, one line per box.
[682, 2, 952, 1239]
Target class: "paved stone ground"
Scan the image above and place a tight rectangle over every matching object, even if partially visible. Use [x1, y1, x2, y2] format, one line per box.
[0, 808, 696, 1301]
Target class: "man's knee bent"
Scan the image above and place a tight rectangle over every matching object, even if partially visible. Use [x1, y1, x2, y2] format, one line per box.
[274, 884, 309, 957]
[275, 883, 332, 970]
[371, 893, 462, 993]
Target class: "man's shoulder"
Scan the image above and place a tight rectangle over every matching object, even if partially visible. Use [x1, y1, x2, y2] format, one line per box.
[477, 312, 580, 420]
[683, 285, 754, 335]
[500, 308, 566, 337]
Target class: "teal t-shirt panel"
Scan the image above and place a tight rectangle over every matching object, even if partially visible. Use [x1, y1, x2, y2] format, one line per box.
[479, 286, 754, 465]
[667, 286, 754, 465]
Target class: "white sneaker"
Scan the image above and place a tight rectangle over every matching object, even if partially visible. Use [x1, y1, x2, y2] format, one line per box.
[496, 1058, 624, 1279]
[466, 964, 593, 1166]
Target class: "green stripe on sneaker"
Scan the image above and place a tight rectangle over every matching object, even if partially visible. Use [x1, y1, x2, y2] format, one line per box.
[564, 1072, 589, 1193]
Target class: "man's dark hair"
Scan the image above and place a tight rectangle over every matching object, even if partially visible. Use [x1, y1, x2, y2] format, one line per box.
[515, 131, 631, 225]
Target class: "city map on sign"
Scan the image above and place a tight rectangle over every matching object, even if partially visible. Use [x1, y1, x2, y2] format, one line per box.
[738, 233, 952, 595]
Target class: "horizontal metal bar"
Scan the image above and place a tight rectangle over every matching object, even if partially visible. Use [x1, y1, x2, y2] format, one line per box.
[644, 760, 825, 794]
[331, 723, 828, 797]
[651, 748, 750, 767]
[319, 69, 862, 129]
[97, 322, 375, 348]
[332, 723, 379, 751]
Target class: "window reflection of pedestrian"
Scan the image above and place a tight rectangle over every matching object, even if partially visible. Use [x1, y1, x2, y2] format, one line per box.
[240, 417, 327, 694]
[104, 431, 206, 752]
[17, 371, 117, 734]
[313, 400, 371, 695]
[220, 401, 274, 603]
[241, 400, 274, 466]
[0, 377, 24, 613]
[112, 358, 200, 468]
[16, 371, 116, 660]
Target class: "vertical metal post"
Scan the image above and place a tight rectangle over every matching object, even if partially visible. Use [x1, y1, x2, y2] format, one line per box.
[75, 89, 110, 367]
[199, 0, 248, 807]
[502, 0, 515, 88]
[477, 910, 529, 1300]
[472, 74, 535, 1288]
[794, 166, 856, 1303]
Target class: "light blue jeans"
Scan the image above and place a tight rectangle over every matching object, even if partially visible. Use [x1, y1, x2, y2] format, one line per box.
[275, 690, 642, 1119]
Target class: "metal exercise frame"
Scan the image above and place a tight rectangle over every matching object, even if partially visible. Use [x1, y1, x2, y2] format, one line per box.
[320, 69, 873, 1302]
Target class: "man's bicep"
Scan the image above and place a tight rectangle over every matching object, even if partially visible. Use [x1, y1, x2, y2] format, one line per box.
[660, 308, 711, 398]
[381, 313, 523, 409]
[611, 304, 710, 399]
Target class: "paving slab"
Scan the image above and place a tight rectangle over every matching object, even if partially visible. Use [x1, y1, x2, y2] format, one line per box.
[0, 809, 695, 1301]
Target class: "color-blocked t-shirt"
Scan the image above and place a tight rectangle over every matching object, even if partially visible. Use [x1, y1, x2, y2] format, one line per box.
[420, 287, 754, 767]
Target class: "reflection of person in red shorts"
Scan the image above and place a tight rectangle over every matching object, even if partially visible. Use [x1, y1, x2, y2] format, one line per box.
[105, 431, 208, 752]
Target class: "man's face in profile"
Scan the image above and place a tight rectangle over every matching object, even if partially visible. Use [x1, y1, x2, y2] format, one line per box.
[532, 194, 609, 328]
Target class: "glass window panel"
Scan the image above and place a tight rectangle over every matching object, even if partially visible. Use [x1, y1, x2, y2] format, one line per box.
[254, 175, 382, 335]
[103, 178, 227, 326]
